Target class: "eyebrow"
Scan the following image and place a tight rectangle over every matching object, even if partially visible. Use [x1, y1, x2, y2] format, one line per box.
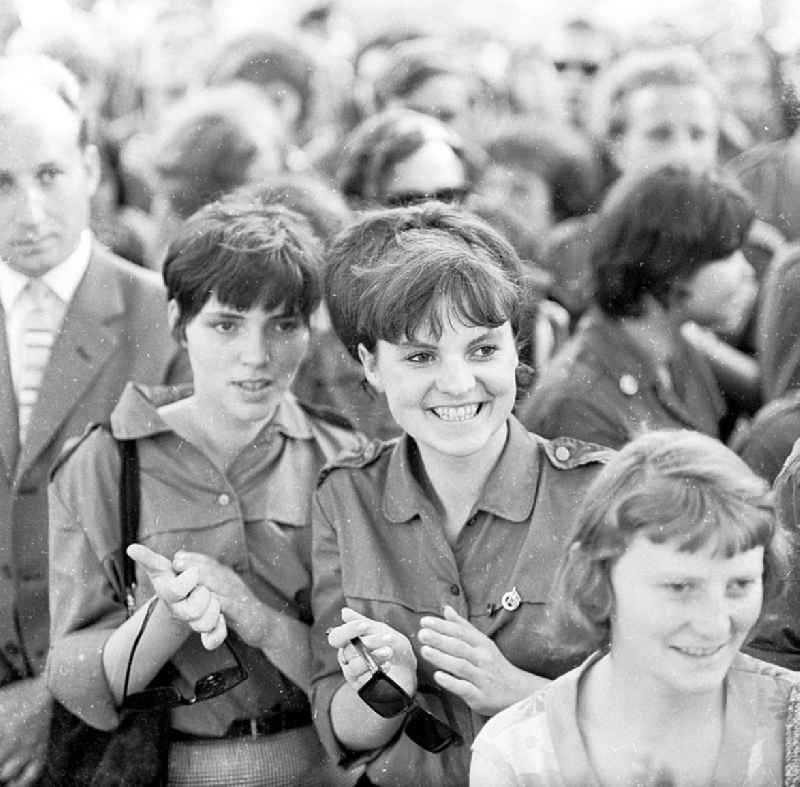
[396, 329, 499, 349]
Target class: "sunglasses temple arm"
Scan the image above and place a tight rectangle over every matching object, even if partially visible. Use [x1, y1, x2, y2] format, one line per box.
[350, 637, 382, 674]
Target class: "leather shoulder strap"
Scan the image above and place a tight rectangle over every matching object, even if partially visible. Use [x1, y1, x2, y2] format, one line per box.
[117, 438, 140, 617]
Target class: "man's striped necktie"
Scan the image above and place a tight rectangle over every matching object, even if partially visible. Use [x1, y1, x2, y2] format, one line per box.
[17, 278, 61, 442]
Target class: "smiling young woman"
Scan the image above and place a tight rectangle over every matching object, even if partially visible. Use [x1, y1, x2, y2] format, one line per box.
[309, 203, 613, 787]
[471, 429, 798, 787]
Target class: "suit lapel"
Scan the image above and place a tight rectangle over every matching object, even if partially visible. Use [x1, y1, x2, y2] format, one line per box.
[15, 249, 124, 479]
[0, 305, 19, 478]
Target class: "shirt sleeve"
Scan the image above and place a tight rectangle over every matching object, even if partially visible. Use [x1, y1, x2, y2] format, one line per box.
[309, 486, 383, 769]
[745, 450, 800, 670]
[46, 441, 126, 731]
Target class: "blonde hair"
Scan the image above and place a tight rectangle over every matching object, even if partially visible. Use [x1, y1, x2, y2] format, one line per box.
[552, 430, 788, 652]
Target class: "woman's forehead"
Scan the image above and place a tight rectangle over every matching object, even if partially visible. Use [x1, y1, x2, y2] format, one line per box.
[615, 533, 764, 576]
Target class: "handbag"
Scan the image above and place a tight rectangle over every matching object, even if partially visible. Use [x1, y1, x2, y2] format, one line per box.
[41, 436, 171, 787]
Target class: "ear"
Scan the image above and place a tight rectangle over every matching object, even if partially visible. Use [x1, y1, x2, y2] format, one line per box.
[167, 299, 185, 345]
[357, 343, 384, 392]
[82, 143, 102, 198]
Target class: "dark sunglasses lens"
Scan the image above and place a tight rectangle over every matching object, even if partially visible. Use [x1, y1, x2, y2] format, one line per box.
[553, 59, 599, 76]
[404, 706, 463, 753]
[195, 667, 246, 701]
[358, 672, 413, 718]
[124, 685, 183, 711]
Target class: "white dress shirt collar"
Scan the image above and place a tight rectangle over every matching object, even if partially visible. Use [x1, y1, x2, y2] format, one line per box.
[0, 230, 92, 313]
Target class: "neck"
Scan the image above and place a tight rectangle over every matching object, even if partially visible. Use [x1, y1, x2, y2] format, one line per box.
[416, 421, 508, 523]
[616, 306, 681, 369]
[588, 651, 724, 738]
[162, 394, 275, 470]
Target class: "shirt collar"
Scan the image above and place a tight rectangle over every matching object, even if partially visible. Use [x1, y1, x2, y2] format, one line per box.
[382, 416, 540, 524]
[110, 383, 314, 441]
[581, 308, 673, 384]
[0, 230, 92, 313]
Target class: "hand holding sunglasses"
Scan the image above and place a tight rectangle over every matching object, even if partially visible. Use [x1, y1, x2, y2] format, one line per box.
[122, 596, 248, 711]
[350, 637, 462, 753]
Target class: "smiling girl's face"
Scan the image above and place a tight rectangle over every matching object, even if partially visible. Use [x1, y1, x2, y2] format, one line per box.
[608, 534, 764, 697]
[358, 304, 518, 464]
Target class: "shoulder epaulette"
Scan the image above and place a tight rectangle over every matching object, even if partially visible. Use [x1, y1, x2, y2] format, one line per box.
[540, 435, 615, 470]
[296, 398, 357, 432]
[49, 422, 110, 480]
[317, 438, 395, 487]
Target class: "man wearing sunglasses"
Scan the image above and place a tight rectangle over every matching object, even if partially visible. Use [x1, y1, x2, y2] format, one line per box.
[545, 17, 615, 132]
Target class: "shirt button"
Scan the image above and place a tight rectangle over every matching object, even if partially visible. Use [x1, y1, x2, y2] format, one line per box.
[619, 374, 639, 396]
[217, 493, 231, 506]
[554, 445, 571, 462]
[449, 584, 461, 596]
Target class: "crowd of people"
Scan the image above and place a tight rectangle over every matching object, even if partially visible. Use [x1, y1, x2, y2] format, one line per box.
[2, 1, 800, 785]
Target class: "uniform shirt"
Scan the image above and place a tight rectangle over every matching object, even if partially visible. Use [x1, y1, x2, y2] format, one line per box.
[728, 135, 800, 242]
[748, 444, 800, 672]
[472, 651, 796, 787]
[733, 390, 800, 484]
[517, 308, 726, 450]
[310, 417, 611, 787]
[47, 382, 366, 735]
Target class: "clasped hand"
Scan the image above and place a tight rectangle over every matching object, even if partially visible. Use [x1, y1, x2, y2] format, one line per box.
[418, 604, 538, 715]
[127, 544, 261, 651]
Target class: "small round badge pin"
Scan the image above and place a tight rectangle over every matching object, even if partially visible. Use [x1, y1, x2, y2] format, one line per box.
[501, 587, 521, 611]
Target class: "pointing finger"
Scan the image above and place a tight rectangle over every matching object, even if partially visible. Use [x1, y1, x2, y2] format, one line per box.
[127, 543, 173, 577]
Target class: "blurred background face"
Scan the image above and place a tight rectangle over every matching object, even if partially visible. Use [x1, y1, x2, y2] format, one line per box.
[479, 164, 552, 234]
[383, 139, 469, 205]
[679, 250, 758, 339]
[398, 73, 476, 134]
[705, 37, 773, 131]
[611, 84, 719, 174]
[548, 25, 612, 129]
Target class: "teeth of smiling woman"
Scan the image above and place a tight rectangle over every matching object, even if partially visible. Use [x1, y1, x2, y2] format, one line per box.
[235, 380, 269, 391]
[675, 645, 723, 657]
[432, 404, 480, 421]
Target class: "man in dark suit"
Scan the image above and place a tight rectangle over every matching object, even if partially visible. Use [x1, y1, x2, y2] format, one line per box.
[0, 55, 185, 785]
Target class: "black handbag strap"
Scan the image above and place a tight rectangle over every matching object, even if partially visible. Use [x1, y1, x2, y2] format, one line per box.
[116, 438, 140, 618]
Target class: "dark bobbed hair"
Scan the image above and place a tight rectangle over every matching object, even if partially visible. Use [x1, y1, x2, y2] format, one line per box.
[325, 203, 523, 362]
[162, 201, 322, 336]
[552, 429, 789, 654]
[336, 107, 485, 205]
[592, 164, 754, 318]
[232, 174, 351, 243]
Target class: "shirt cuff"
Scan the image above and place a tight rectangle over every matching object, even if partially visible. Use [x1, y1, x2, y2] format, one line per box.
[46, 628, 120, 731]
